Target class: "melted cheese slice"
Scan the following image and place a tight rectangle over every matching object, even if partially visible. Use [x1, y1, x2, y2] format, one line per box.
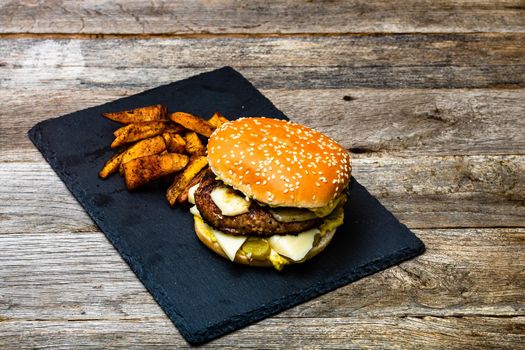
[213, 230, 247, 261]
[189, 205, 201, 218]
[192, 204, 344, 268]
[268, 228, 319, 261]
[188, 184, 199, 205]
[193, 208, 247, 261]
[210, 186, 251, 216]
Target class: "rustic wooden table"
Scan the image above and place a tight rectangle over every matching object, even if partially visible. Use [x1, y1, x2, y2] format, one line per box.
[1, 1, 524, 348]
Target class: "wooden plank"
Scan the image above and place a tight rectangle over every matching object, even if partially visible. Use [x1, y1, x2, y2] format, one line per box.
[0, 229, 523, 348]
[264, 88, 525, 155]
[1, 155, 523, 234]
[0, 0, 523, 34]
[353, 154, 525, 229]
[0, 35, 523, 90]
[0, 317, 523, 349]
[1, 87, 525, 159]
[0, 163, 95, 234]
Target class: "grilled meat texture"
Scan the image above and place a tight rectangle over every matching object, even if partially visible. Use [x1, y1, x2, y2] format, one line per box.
[194, 170, 322, 236]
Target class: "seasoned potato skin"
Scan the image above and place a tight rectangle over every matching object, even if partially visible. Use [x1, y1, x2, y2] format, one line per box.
[208, 112, 229, 128]
[100, 106, 232, 210]
[162, 132, 186, 154]
[176, 167, 208, 205]
[123, 153, 189, 190]
[118, 135, 167, 174]
[111, 122, 166, 148]
[99, 149, 125, 179]
[166, 155, 208, 206]
[183, 131, 206, 156]
[170, 112, 216, 137]
[103, 104, 167, 124]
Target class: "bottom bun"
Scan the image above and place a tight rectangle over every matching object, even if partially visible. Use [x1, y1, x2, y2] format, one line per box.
[194, 216, 336, 268]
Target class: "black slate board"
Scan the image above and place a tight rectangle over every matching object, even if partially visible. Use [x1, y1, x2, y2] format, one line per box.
[28, 67, 425, 344]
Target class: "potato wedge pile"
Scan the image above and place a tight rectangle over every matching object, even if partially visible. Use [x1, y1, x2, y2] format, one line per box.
[99, 104, 229, 206]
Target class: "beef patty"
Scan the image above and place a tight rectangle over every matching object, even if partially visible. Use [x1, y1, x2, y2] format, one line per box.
[194, 170, 322, 236]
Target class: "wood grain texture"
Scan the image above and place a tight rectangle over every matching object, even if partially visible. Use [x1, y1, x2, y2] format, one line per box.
[0, 317, 523, 349]
[2, 88, 524, 159]
[1, 4, 524, 346]
[265, 89, 525, 156]
[1, 35, 524, 90]
[1, 315, 523, 349]
[0, 229, 523, 348]
[0, 0, 524, 34]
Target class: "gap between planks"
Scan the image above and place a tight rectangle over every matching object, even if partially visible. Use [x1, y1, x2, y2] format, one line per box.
[1, 32, 525, 40]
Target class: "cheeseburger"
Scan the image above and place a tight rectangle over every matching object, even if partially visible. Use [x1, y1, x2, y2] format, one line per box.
[187, 117, 352, 270]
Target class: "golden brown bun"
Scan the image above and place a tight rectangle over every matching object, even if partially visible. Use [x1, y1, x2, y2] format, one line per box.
[207, 117, 351, 208]
[194, 217, 336, 268]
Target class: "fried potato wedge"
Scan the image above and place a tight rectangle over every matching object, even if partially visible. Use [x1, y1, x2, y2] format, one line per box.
[99, 149, 125, 179]
[208, 112, 229, 128]
[103, 104, 167, 124]
[111, 122, 165, 148]
[183, 131, 206, 156]
[170, 112, 216, 137]
[123, 153, 189, 190]
[218, 115, 229, 124]
[207, 112, 222, 128]
[162, 132, 186, 153]
[163, 123, 186, 135]
[176, 167, 208, 204]
[166, 155, 208, 206]
[119, 135, 167, 174]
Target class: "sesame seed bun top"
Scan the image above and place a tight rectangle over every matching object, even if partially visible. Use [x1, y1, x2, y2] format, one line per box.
[207, 117, 352, 208]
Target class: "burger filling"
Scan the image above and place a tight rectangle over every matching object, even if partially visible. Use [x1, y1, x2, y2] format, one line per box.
[192, 207, 344, 270]
[193, 171, 325, 236]
[190, 170, 346, 270]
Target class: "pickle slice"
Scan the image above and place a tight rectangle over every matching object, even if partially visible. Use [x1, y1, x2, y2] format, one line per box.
[241, 238, 271, 260]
